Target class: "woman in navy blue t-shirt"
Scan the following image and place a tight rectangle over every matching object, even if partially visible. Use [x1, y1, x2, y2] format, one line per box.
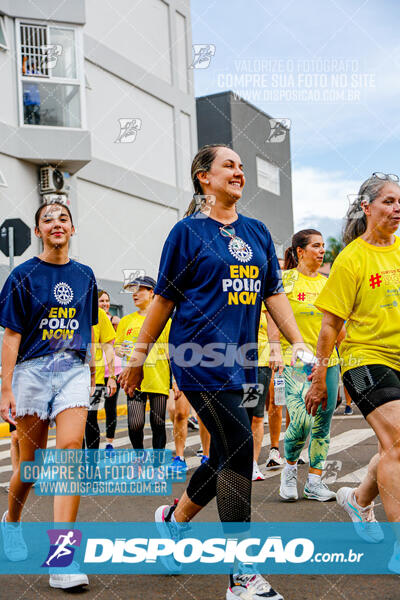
[0, 201, 97, 590]
[120, 144, 306, 600]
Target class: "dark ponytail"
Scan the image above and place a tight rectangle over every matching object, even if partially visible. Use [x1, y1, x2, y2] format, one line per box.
[184, 143, 231, 218]
[284, 229, 322, 270]
[284, 246, 298, 270]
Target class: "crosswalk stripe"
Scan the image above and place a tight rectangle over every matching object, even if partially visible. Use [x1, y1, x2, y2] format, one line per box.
[0, 429, 375, 484]
[184, 433, 287, 474]
[336, 465, 369, 483]
[332, 414, 363, 420]
[327, 428, 375, 455]
[297, 428, 374, 463]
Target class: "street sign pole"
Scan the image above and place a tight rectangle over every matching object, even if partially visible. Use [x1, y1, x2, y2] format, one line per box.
[8, 227, 14, 272]
[0, 218, 31, 266]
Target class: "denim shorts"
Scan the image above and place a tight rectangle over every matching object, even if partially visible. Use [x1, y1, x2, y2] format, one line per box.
[12, 352, 90, 425]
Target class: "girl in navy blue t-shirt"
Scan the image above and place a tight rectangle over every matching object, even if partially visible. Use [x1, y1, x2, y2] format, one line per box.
[120, 144, 306, 600]
[0, 201, 97, 590]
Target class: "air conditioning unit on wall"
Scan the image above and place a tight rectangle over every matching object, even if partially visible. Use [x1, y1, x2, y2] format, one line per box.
[40, 166, 69, 194]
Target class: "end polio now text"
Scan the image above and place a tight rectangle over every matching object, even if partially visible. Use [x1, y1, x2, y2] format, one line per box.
[222, 265, 261, 306]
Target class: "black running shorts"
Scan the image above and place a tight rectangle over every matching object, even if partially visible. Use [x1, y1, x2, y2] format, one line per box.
[246, 366, 272, 420]
[342, 364, 400, 418]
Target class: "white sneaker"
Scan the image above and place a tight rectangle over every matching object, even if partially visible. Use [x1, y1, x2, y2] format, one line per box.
[388, 541, 400, 574]
[252, 461, 265, 481]
[227, 571, 284, 599]
[1, 510, 28, 561]
[265, 449, 284, 470]
[304, 479, 336, 502]
[279, 467, 298, 501]
[336, 487, 384, 543]
[49, 562, 89, 589]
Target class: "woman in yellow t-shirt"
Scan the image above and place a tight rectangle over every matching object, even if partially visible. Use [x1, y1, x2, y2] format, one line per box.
[306, 174, 400, 567]
[85, 306, 116, 450]
[115, 276, 171, 449]
[279, 229, 344, 504]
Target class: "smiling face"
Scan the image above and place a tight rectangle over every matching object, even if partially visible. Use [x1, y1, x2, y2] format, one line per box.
[197, 147, 245, 203]
[99, 292, 110, 313]
[297, 234, 325, 270]
[35, 204, 74, 250]
[363, 182, 400, 235]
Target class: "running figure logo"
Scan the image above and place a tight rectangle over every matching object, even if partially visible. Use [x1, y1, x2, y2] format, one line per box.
[54, 282, 74, 305]
[121, 269, 145, 292]
[265, 118, 291, 143]
[241, 383, 264, 408]
[321, 460, 342, 484]
[189, 44, 216, 69]
[41, 529, 82, 568]
[40, 44, 63, 70]
[115, 118, 142, 143]
[282, 269, 299, 293]
[369, 273, 382, 289]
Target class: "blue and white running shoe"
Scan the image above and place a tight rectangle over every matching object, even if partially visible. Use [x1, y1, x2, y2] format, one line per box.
[336, 487, 384, 543]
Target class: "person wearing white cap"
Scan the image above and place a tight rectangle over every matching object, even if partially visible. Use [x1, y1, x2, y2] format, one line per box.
[115, 276, 171, 450]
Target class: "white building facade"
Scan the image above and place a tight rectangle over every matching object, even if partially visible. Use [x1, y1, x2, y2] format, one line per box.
[0, 0, 196, 314]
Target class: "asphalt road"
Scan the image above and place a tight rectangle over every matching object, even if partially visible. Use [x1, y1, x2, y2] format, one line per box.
[1, 406, 399, 600]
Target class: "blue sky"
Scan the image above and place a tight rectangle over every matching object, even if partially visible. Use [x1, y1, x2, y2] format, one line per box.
[190, 0, 400, 238]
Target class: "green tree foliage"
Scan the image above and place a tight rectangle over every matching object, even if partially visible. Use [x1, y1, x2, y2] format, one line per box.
[324, 236, 344, 264]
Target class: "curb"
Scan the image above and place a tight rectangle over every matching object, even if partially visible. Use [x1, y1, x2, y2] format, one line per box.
[0, 404, 128, 438]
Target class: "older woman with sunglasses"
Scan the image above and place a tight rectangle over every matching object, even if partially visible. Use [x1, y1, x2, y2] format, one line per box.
[120, 144, 308, 600]
[306, 172, 400, 573]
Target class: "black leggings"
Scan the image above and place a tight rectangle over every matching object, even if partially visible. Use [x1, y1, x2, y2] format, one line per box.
[127, 391, 167, 449]
[104, 378, 120, 439]
[84, 385, 103, 450]
[185, 390, 253, 523]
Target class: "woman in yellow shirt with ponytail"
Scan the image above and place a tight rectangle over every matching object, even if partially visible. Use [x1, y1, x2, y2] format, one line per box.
[279, 229, 343, 503]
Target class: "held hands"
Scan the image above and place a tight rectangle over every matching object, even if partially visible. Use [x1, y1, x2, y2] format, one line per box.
[107, 377, 117, 397]
[0, 390, 17, 426]
[172, 380, 182, 400]
[118, 349, 146, 397]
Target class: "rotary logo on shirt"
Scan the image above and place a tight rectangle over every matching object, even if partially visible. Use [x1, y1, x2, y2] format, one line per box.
[53, 282, 74, 305]
[38, 282, 79, 341]
[228, 237, 253, 263]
